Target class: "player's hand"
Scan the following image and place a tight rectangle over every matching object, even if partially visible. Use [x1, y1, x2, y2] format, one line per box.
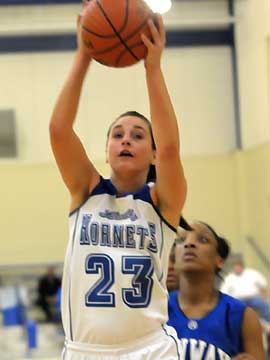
[76, 15, 85, 53]
[76, 14, 92, 59]
[232, 354, 257, 360]
[141, 14, 166, 70]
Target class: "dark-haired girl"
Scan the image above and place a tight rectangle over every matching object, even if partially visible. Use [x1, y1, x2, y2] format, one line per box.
[50, 13, 187, 360]
[167, 222, 265, 359]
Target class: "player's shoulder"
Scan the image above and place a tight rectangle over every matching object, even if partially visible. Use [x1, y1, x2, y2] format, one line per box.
[219, 291, 246, 311]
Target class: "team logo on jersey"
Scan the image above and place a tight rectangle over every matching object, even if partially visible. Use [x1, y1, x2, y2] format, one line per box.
[80, 213, 158, 253]
[99, 209, 138, 221]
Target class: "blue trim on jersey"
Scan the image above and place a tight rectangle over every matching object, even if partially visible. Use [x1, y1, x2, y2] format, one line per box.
[90, 177, 153, 202]
[68, 209, 80, 340]
[167, 291, 246, 358]
[69, 177, 177, 233]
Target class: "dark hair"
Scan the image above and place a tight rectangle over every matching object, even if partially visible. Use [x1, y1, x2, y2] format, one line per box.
[198, 222, 230, 261]
[107, 110, 156, 182]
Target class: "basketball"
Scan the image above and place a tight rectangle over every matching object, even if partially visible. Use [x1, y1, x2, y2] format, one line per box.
[80, 0, 155, 68]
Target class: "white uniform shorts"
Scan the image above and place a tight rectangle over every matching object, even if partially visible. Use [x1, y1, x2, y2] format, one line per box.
[61, 325, 180, 360]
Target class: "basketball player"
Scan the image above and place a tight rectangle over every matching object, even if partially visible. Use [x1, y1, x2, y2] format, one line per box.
[50, 14, 187, 359]
[167, 222, 265, 359]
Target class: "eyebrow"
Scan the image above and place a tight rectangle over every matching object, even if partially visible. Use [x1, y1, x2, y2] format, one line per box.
[112, 124, 146, 131]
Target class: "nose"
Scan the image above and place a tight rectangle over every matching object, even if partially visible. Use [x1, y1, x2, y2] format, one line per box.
[121, 136, 131, 145]
[183, 234, 196, 248]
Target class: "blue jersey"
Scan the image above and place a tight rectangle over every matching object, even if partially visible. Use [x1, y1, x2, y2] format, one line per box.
[167, 291, 246, 359]
[61, 177, 176, 345]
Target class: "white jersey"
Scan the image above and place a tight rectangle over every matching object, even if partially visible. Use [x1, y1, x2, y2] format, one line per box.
[61, 177, 177, 346]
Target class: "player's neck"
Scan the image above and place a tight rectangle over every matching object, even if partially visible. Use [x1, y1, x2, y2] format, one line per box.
[110, 172, 147, 194]
[178, 273, 217, 306]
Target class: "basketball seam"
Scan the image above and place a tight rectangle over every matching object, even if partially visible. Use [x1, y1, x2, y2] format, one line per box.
[96, 0, 139, 62]
[82, 0, 129, 39]
[93, 16, 150, 56]
[116, 40, 146, 65]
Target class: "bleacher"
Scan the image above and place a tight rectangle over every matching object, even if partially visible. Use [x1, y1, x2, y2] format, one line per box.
[0, 263, 64, 359]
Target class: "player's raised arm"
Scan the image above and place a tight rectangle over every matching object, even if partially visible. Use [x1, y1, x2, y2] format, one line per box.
[141, 15, 187, 227]
[49, 17, 100, 208]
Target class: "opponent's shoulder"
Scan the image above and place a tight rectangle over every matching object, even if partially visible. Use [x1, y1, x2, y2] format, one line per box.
[218, 292, 246, 327]
[219, 291, 246, 310]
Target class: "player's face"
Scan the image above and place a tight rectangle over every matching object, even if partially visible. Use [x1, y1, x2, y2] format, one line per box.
[174, 223, 223, 275]
[106, 116, 155, 176]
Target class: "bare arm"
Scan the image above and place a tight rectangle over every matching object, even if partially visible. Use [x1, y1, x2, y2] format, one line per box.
[141, 16, 187, 226]
[233, 307, 266, 360]
[49, 19, 99, 209]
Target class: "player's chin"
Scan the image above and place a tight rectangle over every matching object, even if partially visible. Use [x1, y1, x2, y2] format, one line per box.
[181, 263, 202, 272]
[113, 162, 139, 176]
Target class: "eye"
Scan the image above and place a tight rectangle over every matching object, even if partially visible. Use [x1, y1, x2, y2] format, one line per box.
[133, 133, 144, 140]
[175, 236, 186, 244]
[112, 132, 123, 139]
[198, 235, 209, 243]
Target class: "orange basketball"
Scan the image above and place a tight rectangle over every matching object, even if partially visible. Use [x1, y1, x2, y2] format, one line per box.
[80, 0, 155, 68]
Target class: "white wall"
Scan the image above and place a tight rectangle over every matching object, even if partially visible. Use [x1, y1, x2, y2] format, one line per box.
[235, 0, 270, 148]
[0, 45, 236, 162]
[165, 0, 230, 28]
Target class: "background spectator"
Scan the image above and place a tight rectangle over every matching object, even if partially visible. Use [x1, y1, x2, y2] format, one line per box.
[36, 266, 61, 322]
[221, 254, 269, 323]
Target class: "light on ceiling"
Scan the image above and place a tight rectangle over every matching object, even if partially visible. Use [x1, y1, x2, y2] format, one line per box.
[144, 0, 172, 14]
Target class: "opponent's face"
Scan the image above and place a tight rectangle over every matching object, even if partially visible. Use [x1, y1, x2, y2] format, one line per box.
[106, 116, 155, 176]
[174, 223, 224, 275]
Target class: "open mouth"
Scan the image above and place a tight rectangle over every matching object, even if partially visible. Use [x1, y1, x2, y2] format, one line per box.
[119, 150, 133, 157]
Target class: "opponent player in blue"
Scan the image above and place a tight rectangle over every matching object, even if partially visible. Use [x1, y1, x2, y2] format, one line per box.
[167, 222, 265, 360]
[50, 13, 187, 360]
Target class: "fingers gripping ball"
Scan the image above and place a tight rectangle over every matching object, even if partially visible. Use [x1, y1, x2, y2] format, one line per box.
[80, 0, 155, 68]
